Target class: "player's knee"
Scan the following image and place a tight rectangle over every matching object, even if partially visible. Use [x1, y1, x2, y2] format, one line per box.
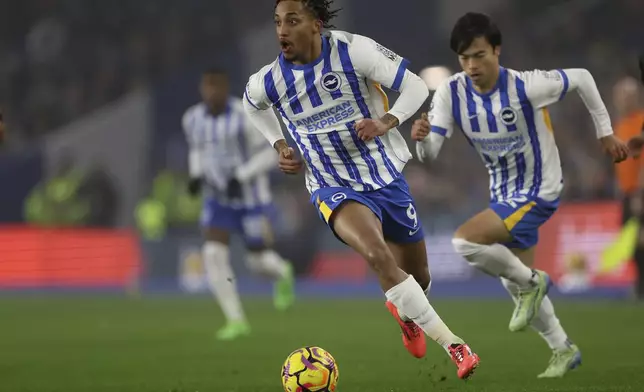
[202, 241, 230, 273]
[362, 243, 396, 277]
[245, 252, 261, 273]
[205, 228, 230, 244]
[452, 229, 484, 245]
[203, 241, 227, 257]
[451, 237, 486, 259]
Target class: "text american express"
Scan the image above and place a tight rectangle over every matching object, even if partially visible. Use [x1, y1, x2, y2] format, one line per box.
[295, 102, 356, 132]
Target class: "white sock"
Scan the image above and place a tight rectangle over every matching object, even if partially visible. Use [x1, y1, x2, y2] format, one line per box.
[203, 242, 246, 323]
[386, 276, 463, 350]
[247, 250, 289, 280]
[502, 278, 570, 350]
[399, 279, 431, 322]
[452, 238, 535, 287]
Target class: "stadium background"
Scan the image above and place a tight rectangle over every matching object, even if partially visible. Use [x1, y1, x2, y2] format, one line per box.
[0, 0, 643, 391]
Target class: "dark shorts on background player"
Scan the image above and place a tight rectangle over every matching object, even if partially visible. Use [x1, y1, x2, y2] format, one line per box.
[491, 196, 559, 249]
[201, 197, 277, 248]
[310, 176, 424, 244]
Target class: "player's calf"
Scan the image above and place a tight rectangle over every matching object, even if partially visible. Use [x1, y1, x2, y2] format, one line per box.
[246, 250, 295, 311]
[452, 238, 535, 286]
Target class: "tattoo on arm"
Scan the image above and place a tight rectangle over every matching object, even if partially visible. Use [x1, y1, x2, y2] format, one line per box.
[380, 113, 399, 130]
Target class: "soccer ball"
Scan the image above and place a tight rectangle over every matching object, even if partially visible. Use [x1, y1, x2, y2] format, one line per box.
[281, 346, 339, 392]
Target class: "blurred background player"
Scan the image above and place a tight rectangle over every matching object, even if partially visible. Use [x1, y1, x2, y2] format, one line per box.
[617, 66, 644, 300]
[243, 0, 480, 379]
[413, 12, 628, 378]
[183, 67, 295, 341]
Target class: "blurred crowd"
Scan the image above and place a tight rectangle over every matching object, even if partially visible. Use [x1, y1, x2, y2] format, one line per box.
[0, 0, 234, 144]
[1, 0, 642, 230]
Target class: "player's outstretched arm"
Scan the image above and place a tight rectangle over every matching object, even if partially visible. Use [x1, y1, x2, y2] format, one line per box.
[529, 69, 628, 162]
[413, 80, 454, 164]
[351, 35, 429, 141]
[242, 93, 285, 150]
[242, 96, 303, 175]
[386, 70, 430, 127]
[233, 117, 280, 182]
[355, 71, 429, 141]
[412, 113, 446, 164]
[565, 69, 628, 162]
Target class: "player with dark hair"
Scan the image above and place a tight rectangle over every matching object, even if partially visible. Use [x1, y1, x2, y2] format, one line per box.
[243, 0, 480, 379]
[183, 67, 295, 341]
[412, 12, 629, 378]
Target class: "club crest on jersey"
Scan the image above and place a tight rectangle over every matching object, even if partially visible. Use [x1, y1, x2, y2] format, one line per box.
[331, 192, 347, 203]
[321, 72, 342, 93]
[500, 107, 518, 125]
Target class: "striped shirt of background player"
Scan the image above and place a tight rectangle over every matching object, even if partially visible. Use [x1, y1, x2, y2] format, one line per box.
[183, 98, 272, 208]
[433, 67, 568, 202]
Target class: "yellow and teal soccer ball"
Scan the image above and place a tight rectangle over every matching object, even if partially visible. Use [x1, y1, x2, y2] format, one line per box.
[281, 346, 339, 392]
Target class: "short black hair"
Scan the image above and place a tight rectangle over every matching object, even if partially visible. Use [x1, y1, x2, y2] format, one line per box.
[450, 12, 502, 54]
[203, 67, 228, 77]
[275, 0, 341, 29]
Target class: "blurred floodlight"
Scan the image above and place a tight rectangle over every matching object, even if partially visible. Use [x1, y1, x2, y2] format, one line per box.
[419, 66, 452, 91]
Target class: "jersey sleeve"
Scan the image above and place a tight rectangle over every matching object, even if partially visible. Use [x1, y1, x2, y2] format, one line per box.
[521, 69, 570, 109]
[349, 35, 410, 92]
[244, 69, 272, 111]
[428, 81, 455, 138]
[243, 112, 270, 152]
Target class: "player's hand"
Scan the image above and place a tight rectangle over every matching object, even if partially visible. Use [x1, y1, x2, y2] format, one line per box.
[226, 178, 243, 200]
[600, 135, 629, 163]
[187, 177, 202, 196]
[354, 118, 389, 141]
[628, 135, 644, 158]
[277, 144, 303, 175]
[411, 113, 430, 142]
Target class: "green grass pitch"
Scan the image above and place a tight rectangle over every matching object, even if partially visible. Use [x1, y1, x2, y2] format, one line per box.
[1, 296, 642, 391]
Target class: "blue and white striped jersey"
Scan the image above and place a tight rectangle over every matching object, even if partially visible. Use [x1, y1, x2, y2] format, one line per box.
[182, 97, 272, 208]
[244, 31, 413, 194]
[429, 67, 570, 202]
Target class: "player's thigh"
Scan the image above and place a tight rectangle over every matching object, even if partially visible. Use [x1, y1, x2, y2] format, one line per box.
[387, 239, 430, 287]
[331, 201, 393, 268]
[511, 246, 536, 267]
[454, 208, 513, 245]
[312, 186, 396, 272]
[493, 197, 559, 249]
[201, 197, 239, 245]
[204, 227, 231, 244]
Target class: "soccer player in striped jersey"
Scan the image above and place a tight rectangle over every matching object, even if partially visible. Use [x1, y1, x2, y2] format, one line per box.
[413, 12, 629, 378]
[184, 68, 295, 341]
[243, 0, 480, 379]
